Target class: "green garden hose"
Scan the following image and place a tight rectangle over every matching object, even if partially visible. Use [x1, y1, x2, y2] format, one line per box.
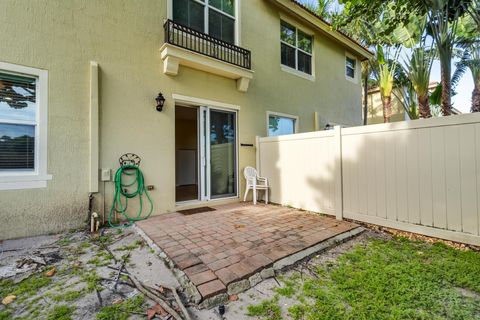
[108, 164, 153, 228]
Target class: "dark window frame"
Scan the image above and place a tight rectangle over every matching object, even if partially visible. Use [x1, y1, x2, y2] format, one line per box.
[0, 71, 37, 172]
[280, 20, 313, 76]
[346, 55, 357, 80]
[172, 0, 237, 44]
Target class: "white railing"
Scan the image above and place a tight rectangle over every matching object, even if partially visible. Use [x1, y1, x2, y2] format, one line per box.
[257, 113, 480, 246]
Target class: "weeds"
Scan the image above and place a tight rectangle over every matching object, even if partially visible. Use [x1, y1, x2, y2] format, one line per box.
[47, 305, 75, 320]
[246, 297, 282, 320]
[95, 295, 145, 320]
[247, 237, 480, 319]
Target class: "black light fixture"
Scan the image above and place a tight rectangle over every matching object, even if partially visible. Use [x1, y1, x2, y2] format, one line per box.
[155, 93, 166, 112]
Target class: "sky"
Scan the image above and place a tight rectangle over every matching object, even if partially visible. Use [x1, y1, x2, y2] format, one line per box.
[299, 0, 474, 113]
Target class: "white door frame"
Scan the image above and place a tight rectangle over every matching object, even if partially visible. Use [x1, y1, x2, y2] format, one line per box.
[199, 106, 210, 201]
[173, 94, 240, 204]
[200, 106, 239, 201]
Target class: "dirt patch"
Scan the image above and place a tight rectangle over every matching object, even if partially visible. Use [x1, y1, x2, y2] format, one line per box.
[0, 228, 186, 319]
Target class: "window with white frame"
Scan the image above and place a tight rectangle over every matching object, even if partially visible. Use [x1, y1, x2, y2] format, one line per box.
[346, 56, 356, 80]
[172, 0, 236, 44]
[0, 62, 50, 190]
[280, 20, 313, 75]
[268, 112, 298, 137]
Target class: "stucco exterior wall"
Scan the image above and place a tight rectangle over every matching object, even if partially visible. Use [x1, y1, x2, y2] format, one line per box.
[0, 0, 364, 239]
[366, 89, 406, 124]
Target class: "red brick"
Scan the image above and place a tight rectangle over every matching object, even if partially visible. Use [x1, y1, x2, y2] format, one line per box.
[214, 252, 228, 260]
[184, 263, 209, 276]
[215, 267, 238, 285]
[208, 258, 231, 271]
[197, 280, 226, 298]
[199, 253, 217, 264]
[189, 270, 217, 285]
[227, 262, 255, 279]
[179, 239, 192, 246]
[175, 255, 202, 270]
[227, 254, 243, 264]
[184, 243, 198, 250]
[162, 241, 180, 248]
[243, 254, 272, 271]
[190, 247, 207, 256]
[163, 245, 183, 253]
[167, 248, 189, 258]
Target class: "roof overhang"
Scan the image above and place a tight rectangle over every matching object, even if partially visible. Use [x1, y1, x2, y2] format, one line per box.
[267, 0, 374, 61]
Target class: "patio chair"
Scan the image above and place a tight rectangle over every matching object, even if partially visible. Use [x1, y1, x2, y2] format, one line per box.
[243, 166, 269, 205]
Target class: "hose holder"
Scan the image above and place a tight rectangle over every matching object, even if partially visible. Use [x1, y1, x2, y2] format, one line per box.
[109, 153, 153, 229]
[119, 153, 141, 167]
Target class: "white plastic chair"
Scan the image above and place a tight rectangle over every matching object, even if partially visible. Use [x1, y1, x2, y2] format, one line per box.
[243, 166, 269, 205]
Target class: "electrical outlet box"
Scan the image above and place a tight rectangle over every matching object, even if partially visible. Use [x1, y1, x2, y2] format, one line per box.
[101, 168, 111, 181]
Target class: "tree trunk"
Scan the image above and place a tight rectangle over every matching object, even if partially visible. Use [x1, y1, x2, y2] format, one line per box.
[440, 59, 452, 116]
[418, 95, 432, 118]
[382, 95, 392, 123]
[472, 82, 480, 113]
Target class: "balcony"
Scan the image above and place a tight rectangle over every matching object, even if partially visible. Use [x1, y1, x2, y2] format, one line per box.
[160, 19, 254, 92]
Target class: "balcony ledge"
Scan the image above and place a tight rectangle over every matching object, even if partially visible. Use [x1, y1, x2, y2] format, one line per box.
[160, 43, 254, 92]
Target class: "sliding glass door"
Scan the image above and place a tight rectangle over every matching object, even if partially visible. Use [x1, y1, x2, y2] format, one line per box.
[199, 107, 237, 201]
[209, 109, 236, 198]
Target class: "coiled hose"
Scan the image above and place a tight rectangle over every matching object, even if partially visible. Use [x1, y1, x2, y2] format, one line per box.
[108, 164, 153, 228]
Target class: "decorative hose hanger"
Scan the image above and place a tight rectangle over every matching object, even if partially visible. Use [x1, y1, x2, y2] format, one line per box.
[108, 153, 154, 228]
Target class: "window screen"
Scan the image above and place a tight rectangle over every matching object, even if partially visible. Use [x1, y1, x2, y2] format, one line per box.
[280, 21, 313, 75]
[172, 0, 236, 44]
[346, 56, 356, 79]
[268, 115, 296, 136]
[0, 73, 36, 171]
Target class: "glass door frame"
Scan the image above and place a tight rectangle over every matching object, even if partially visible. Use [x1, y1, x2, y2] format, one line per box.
[199, 105, 239, 201]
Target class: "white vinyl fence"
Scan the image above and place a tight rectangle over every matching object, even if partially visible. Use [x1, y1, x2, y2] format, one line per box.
[257, 113, 480, 246]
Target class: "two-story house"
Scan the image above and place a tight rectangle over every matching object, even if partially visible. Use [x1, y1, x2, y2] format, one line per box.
[0, 0, 372, 239]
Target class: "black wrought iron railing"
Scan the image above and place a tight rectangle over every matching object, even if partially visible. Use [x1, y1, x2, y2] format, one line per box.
[164, 19, 251, 70]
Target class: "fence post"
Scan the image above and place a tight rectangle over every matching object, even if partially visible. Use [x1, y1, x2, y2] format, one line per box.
[334, 126, 344, 220]
[255, 135, 260, 173]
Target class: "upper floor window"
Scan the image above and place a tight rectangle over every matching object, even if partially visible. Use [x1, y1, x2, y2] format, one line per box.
[268, 112, 298, 137]
[280, 20, 313, 75]
[0, 62, 50, 190]
[173, 0, 236, 44]
[346, 56, 356, 80]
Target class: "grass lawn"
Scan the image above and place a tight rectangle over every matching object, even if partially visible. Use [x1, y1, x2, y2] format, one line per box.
[247, 236, 480, 320]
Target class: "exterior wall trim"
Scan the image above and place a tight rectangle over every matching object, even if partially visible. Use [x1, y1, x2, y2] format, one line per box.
[172, 94, 241, 111]
[89, 61, 99, 193]
[0, 61, 52, 190]
[160, 44, 253, 92]
[266, 110, 299, 136]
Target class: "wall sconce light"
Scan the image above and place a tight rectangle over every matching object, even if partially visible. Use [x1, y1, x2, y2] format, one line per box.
[155, 93, 166, 112]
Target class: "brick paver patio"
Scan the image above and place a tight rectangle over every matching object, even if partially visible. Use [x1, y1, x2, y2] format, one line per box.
[136, 203, 359, 301]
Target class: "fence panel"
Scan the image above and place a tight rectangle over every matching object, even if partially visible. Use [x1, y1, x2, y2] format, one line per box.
[257, 131, 337, 216]
[257, 113, 480, 246]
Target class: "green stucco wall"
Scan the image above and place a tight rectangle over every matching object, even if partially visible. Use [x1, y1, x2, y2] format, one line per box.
[0, 0, 363, 239]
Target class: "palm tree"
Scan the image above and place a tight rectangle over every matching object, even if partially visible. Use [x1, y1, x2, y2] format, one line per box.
[467, 0, 480, 30]
[302, 0, 336, 21]
[405, 48, 435, 117]
[371, 45, 400, 123]
[453, 42, 480, 111]
[423, 0, 467, 116]
[362, 60, 371, 125]
[393, 77, 421, 120]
